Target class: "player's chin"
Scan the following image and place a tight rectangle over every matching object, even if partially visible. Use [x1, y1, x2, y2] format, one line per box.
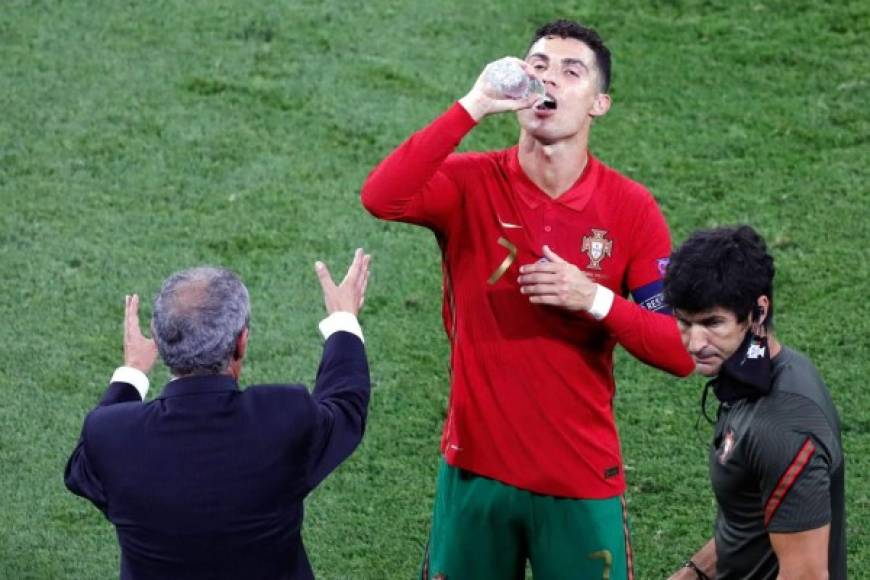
[518, 120, 563, 143]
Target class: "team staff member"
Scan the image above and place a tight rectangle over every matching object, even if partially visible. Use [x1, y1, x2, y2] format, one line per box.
[362, 19, 693, 579]
[664, 226, 845, 580]
[65, 250, 371, 579]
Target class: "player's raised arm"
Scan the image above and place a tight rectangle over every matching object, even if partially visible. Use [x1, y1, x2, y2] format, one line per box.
[360, 58, 542, 231]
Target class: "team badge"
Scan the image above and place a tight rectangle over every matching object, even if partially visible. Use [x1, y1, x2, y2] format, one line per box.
[581, 229, 613, 270]
[718, 429, 736, 464]
[747, 342, 767, 359]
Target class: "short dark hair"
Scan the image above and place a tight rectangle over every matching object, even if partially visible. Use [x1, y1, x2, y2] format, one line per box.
[528, 19, 612, 93]
[664, 225, 775, 329]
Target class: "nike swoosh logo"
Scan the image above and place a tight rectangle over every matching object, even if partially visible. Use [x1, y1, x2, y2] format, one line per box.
[497, 216, 523, 229]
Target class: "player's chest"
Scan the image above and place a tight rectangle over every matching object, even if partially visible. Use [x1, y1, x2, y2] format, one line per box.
[452, 191, 631, 289]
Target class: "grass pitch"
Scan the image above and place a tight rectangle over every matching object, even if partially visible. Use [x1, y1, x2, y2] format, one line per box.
[1, 0, 867, 577]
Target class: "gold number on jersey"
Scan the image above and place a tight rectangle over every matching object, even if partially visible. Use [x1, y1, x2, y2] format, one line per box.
[487, 237, 517, 285]
[588, 550, 613, 580]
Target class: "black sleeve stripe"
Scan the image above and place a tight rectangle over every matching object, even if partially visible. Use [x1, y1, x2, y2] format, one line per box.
[764, 436, 816, 526]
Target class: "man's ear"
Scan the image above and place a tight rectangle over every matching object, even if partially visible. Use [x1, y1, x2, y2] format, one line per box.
[590, 92, 611, 118]
[751, 296, 770, 335]
[234, 327, 249, 361]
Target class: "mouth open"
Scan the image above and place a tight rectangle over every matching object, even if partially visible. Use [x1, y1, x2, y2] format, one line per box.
[535, 95, 557, 111]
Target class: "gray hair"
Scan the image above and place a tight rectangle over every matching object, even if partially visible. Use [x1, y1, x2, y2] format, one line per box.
[152, 267, 250, 376]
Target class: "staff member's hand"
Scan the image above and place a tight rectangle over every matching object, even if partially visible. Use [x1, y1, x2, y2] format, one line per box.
[123, 294, 158, 374]
[518, 246, 597, 312]
[315, 248, 371, 317]
[459, 57, 541, 121]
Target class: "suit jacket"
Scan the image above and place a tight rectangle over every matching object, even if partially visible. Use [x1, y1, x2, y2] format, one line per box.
[65, 331, 369, 580]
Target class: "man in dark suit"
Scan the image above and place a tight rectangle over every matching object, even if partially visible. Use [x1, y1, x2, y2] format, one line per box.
[65, 249, 372, 580]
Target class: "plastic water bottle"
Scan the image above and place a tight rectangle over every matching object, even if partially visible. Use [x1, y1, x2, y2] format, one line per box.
[485, 58, 546, 100]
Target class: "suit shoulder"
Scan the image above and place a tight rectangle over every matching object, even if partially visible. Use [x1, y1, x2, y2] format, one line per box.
[243, 383, 311, 398]
[241, 384, 317, 418]
[245, 385, 320, 441]
[86, 400, 149, 424]
[83, 400, 155, 445]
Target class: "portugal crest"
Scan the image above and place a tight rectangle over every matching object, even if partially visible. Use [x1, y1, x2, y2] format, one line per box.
[581, 229, 613, 270]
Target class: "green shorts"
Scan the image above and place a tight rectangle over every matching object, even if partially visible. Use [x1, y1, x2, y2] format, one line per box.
[422, 460, 634, 580]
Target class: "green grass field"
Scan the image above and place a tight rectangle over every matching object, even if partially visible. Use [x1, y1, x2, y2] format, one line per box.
[1, 0, 867, 577]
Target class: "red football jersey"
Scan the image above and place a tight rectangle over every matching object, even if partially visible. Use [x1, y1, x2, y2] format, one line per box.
[362, 103, 693, 498]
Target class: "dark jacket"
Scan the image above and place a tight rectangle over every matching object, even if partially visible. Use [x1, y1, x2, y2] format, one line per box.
[65, 331, 370, 579]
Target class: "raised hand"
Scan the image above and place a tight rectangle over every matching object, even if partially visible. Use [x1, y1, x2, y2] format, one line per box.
[314, 248, 372, 317]
[517, 245, 598, 312]
[124, 294, 158, 374]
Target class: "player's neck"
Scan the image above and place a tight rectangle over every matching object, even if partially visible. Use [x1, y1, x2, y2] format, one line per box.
[517, 132, 589, 199]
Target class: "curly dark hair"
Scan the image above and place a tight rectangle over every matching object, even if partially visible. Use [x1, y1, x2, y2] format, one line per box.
[527, 19, 612, 92]
[664, 225, 776, 329]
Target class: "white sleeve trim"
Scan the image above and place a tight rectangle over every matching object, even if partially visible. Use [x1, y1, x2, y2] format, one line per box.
[588, 284, 615, 320]
[318, 311, 364, 343]
[110, 366, 149, 400]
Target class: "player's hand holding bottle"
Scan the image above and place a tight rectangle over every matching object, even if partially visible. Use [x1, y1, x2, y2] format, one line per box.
[459, 57, 546, 121]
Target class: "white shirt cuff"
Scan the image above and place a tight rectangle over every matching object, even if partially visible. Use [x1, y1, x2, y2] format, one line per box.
[318, 311, 364, 343]
[110, 366, 149, 400]
[587, 284, 615, 320]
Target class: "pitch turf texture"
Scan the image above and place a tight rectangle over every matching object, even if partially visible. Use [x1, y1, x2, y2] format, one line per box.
[1, 0, 867, 577]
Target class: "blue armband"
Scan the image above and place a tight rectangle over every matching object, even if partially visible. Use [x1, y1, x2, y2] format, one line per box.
[631, 279, 671, 314]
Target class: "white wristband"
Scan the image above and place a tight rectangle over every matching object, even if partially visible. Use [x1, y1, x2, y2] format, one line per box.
[587, 284, 615, 320]
[110, 366, 149, 400]
[318, 311, 364, 343]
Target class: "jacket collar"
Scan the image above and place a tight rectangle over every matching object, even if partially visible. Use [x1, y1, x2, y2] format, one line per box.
[158, 374, 240, 399]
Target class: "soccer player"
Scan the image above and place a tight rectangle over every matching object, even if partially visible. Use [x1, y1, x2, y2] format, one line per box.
[362, 19, 693, 580]
[664, 226, 845, 580]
